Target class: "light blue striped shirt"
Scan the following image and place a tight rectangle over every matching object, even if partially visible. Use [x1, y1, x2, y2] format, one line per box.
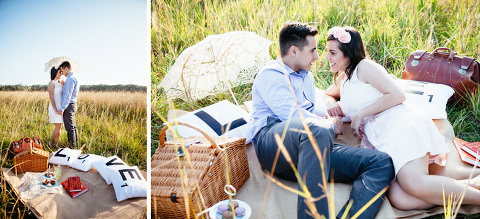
[59, 72, 79, 111]
[249, 59, 331, 141]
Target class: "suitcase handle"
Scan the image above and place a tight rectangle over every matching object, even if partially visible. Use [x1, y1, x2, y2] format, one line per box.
[430, 47, 457, 62]
[159, 121, 220, 151]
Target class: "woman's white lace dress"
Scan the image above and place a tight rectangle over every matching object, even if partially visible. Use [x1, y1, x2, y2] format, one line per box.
[338, 66, 449, 174]
[48, 80, 63, 123]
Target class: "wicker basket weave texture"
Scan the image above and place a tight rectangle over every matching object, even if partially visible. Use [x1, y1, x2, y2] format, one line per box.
[13, 147, 49, 174]
[152, 126, 250, 219]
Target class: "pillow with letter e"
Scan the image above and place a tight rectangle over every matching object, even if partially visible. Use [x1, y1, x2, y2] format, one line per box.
[165, 100, 253, 143]
[91, 155, 128, 185]
[109, 165, 147, 202]
[49, 148, 82, 166]
[69, 154, 106, 172]
[396, 79, 454, 119]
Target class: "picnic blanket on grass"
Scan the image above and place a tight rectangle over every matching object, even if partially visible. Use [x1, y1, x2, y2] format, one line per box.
[167, 109, 480, 219]
[2, 165, 146, 219]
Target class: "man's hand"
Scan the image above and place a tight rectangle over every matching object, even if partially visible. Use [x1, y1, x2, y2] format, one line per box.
[326, 115, 344, 138]
[56, 110, 63, 116]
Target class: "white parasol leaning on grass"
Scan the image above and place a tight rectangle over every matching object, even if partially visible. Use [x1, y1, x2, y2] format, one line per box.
[159, 31, 273, 103]
[44, 56, 81, 72]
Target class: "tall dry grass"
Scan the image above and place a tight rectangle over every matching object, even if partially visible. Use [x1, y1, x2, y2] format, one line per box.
[0, 90, 147, 218]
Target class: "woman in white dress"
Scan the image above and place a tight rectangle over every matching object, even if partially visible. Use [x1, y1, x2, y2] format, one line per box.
[322, 26, 480, 210]
[48, 67, 65, 145]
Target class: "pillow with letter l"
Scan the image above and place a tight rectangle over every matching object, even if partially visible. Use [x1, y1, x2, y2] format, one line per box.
[396, 79, 454, 119]
[109, 165, 147, 202]
[91, 155, 128, 185]
[165, 100, 253, 143]
[69, 154, 106, 172]
[49, 148, 82, 166]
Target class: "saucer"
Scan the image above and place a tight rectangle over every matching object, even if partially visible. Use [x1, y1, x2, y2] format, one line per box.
[209, 199, 251, 219]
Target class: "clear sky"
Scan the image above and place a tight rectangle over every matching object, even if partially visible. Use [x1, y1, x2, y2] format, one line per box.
[0, 0, 149, 86]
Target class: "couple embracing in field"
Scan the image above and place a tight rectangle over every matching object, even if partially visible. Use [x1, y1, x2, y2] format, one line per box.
[48, 61, 79, 148]
[250, 21, 480, 218]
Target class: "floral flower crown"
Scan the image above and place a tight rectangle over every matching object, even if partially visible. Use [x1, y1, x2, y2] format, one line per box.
[328, 27, 351, 44]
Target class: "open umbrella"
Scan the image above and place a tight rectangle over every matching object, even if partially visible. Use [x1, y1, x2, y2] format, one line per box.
[44, 56, 80, 72]
[159, 31, 273, 102]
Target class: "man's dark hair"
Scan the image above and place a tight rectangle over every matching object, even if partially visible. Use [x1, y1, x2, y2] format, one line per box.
[59, 61, 71, 70]
[279, 21, 319, 57]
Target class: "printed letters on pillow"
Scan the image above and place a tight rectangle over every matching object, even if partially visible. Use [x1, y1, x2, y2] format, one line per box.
[396, 80, 454, 119]
[91, 155, 128, 185]
[109, 166, 147, 202]
[166, 100, 253, 143]
[49, 148, 82, 166]
[69, 154, 105, 172]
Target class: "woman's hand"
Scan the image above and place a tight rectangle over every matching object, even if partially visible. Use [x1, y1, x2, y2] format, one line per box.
[351, 112, 365, 138]
[326, 98, 345, 117]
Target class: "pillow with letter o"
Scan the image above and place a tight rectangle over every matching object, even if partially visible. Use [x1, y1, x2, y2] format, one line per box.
[69, 154, 105, 172]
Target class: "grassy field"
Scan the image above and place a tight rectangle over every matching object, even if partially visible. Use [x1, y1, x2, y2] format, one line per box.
[152, 0, 480, 218]
[0, 90, 147, 218]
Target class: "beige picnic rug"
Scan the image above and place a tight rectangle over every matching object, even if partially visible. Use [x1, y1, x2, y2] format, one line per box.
[166, 109, 480, 219]
[235, 119, 480, 219]
[2, 165, 146, 218]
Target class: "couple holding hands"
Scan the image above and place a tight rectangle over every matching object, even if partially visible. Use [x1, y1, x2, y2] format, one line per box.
[250, 21, 480, 218]
[48, 61, 79, 149]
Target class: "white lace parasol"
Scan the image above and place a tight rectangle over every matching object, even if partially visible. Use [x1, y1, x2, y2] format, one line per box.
[159, 31, 273, 102]
[44, 56, 81, 72]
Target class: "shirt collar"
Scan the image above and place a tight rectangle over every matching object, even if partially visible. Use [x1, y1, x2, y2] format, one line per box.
[67, 72, 74, 77]
[274, 59, 308, 77]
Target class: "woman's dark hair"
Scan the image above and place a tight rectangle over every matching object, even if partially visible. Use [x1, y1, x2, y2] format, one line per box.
[279, 21, 318, 57]
[327, 27, 366, 81]
[50, 67, 58, 80]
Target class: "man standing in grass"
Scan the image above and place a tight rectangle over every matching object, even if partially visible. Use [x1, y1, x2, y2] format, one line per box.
[250, 21, 395, 219]
[56, 61, 79, 148]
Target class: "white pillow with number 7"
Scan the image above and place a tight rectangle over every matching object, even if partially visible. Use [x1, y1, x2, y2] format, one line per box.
[396, 79, 454, 119]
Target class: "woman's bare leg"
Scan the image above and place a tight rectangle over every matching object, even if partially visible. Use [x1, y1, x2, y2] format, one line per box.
[387, 181, 435, 210]
[51, 123, 62, 144]
[397, 155, 480, 207]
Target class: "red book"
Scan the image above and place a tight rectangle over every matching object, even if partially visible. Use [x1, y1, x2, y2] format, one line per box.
[62, 179, 88, 198]
[454, 138, 480, 167]
[68, 176, 82, 192]
[462, 141, 480, 158]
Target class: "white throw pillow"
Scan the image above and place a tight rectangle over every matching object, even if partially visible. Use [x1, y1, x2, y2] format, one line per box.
[91, 155, 128, 185]
[314, 88, 328, 117]
[109, 165, 147, 202]
[69, 154, 106, 172]
[396, 80, 454, 119]
[49, 148, 82, 166]
[165, 100, 253, 143]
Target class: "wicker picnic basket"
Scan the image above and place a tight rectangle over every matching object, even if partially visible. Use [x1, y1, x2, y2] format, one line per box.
[13, 144, 49, 174]
[152, 121, 250, 218]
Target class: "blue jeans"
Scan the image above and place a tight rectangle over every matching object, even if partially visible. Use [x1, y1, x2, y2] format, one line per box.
[254, 117, 394, 219]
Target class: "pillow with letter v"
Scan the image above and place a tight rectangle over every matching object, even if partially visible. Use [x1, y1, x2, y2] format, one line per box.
[165, 100, 253, 143]
[109, 165, 147, 202]
[396, 79, 454, 119]
[69, 154, 106, 172]
[91, 155, 128, 185]
[49, 148, 82, 166]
